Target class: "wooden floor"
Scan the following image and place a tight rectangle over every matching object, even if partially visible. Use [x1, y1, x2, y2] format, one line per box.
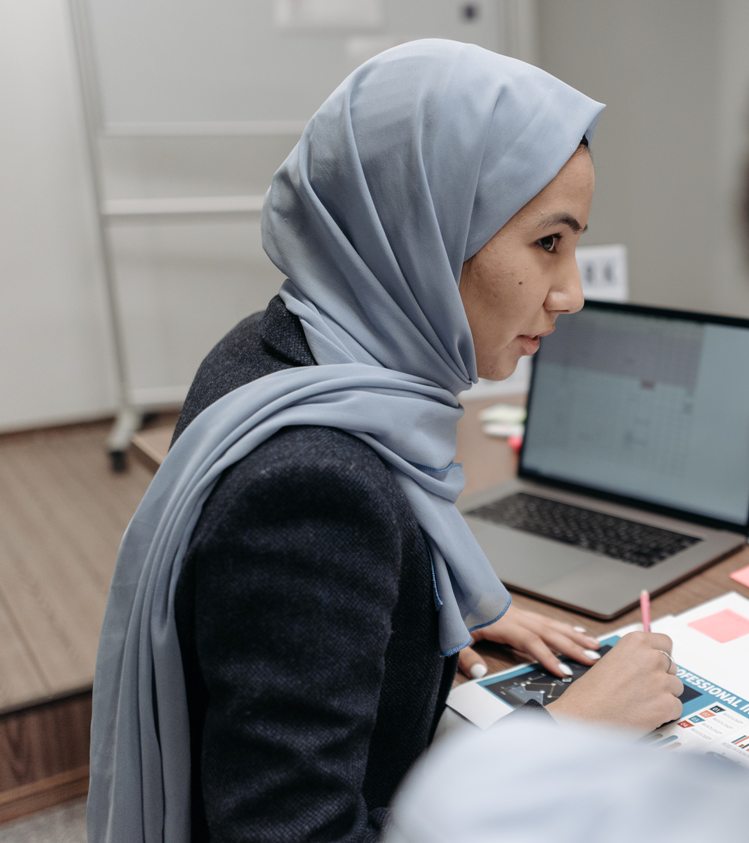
[0, 422, 154, 713]
[0, 420, 157, 822]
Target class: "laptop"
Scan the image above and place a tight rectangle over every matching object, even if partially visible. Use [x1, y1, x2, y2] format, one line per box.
[461, 300, 749, 619]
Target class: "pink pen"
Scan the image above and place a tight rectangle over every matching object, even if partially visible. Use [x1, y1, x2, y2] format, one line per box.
[640, 589, 651, 633]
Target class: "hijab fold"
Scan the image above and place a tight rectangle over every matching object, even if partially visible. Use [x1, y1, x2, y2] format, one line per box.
[88, 39, 604, 842]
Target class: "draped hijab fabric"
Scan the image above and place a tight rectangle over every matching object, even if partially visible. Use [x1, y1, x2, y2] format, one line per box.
[87, 39, 604, 842]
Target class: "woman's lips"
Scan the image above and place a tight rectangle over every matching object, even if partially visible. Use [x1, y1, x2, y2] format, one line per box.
[518, 326, 554, 355]
[518, 335, 541, 354]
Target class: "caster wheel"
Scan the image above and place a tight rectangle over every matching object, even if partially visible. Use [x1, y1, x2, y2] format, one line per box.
[109, 450, 128, 472]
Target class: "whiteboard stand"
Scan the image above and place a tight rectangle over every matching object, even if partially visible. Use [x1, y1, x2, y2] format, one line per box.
[66, 0, 294, 470]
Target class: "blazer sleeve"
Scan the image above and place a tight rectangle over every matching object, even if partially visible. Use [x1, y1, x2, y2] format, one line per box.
[186, 437, 406, 842]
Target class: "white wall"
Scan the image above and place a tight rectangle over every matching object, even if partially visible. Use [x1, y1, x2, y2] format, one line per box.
[714, 1, 749, 315]
[535, 0, 749, 316]
[0, 1, 116, 431]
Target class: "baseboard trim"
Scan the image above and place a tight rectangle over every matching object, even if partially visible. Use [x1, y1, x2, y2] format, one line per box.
[0, 765, 88, 825]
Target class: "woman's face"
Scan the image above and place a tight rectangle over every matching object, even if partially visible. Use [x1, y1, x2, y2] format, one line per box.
[459, 148, 595, 380]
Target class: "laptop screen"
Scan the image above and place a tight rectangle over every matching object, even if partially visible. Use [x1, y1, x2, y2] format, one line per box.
[520, 302, 749, 531]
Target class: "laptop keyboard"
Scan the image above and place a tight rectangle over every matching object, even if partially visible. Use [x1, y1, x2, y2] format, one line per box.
[466, 492, 700, 568]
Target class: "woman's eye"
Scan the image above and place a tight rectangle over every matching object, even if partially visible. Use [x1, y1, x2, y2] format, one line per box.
[537, 234, 560, 253]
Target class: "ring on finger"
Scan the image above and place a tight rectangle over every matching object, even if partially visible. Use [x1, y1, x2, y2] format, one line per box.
[656, 649, 674, 672]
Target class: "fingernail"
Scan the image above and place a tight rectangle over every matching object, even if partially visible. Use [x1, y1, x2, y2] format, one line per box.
[558, 662, 573, 676]
[574, 625, 588, 633]
[470, 663, 487, 679]
[584, 636, 599, 647]
[584, 649, 601, 660]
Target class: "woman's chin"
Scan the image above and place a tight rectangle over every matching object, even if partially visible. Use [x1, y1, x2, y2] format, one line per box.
[477, 357, 519, 382]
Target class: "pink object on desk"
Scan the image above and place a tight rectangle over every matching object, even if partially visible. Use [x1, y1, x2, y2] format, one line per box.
[729, 563, 749, 589]
[507, 434, 523, 454]
[688, 609, 749, 643]
[639, 589, 651, 633]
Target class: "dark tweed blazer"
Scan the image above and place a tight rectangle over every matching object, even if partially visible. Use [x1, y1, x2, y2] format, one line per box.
[173, 296, 458, 841]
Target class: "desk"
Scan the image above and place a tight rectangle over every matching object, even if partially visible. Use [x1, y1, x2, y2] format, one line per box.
[132, 396, 749, 678]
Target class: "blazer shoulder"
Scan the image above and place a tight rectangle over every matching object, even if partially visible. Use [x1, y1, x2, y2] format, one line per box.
[203, 424, 405, 529]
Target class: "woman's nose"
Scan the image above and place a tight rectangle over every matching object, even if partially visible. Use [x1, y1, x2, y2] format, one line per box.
[546, 262, 584, 314]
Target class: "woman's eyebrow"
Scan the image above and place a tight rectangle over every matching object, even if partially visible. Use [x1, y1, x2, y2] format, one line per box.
[536, 213, 587, 233]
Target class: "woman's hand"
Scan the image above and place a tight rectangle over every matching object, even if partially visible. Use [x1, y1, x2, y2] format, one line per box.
[546, 631, 683, 733]
[457, 605, 601, 679]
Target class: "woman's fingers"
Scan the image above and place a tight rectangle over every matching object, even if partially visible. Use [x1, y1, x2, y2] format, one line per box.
[546, 631, 684, 733]
[654, 648, 678, 674]
[485, 608, 601, 670]
[472, 606, 608, 680]
[649, 632, 674, 655]
[513, 628, 601, 669]
[510, 633, 578, 678]
[520, 614, 601, 652]
[457, 645, 488, 679]
[544, 618, 601, 650]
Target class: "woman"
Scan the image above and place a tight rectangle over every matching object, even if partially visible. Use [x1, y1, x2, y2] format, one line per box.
[88, 39, 683, 842]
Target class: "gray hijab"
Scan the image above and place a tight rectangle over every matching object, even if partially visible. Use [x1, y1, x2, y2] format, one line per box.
[87, 39, 604, 842]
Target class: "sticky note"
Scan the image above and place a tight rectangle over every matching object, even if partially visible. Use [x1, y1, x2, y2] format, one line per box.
[688, 609, 749, 643]
[730, 563, 749, 589]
